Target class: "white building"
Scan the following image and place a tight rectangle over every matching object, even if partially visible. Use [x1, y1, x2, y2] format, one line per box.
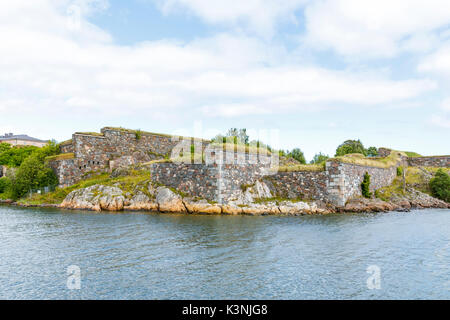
[0, 133, 48, 148]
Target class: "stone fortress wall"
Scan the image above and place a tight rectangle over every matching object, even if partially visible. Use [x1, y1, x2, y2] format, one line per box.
[326, 160, 397, 207]
[407, 156, 450, 168]
[49, 128, 450, 207]
[50, 127, 210, 188]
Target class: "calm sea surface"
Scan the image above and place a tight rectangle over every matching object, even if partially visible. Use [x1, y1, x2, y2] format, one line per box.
[0, 205, 449, 300]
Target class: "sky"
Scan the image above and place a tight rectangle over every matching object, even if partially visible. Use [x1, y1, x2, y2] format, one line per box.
[1, 0, 449, 161]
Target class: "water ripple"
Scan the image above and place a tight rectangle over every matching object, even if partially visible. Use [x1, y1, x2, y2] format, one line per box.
[0, 205, 449, 299]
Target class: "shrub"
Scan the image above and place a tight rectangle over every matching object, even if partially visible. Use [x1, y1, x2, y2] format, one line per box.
[0, 177, 11, 193]
[212, 129, 249, 145]
[430, 169, 450, 203]
[361, 172, 372, 198]
[0, 145, 39, 167]
[310, 152, 329, 164]
[278, 150, 288, 157]
[135, 129, 142, 140]
[0, 141, 59, 199]
[11, 155, 58, 199]
[0, 143, 11, 153]
[336, 139, 367, 157]
[397, 166, 404, 177]
[289, 148, 306, 164]
[366, 147, 379, 157]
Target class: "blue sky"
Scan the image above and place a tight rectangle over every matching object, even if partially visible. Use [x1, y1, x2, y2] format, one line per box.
[1, 0, 449, 161]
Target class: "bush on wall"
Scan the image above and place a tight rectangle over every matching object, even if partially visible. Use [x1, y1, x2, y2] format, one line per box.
[361, 172, 372, 198]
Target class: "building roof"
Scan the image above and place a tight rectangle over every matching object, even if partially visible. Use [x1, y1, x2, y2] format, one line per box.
[0, 134, 47, 143]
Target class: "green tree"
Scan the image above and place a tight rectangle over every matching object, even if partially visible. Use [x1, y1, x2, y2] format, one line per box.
[430, 169, 450, 203]
[0, 143, 11, 153]
[225, 128, 249, 144]
[38, 140, 59, 160]
[289, 148, 306, 164]
[361, 172, 372, 198]
[5, 141, 59, 199]
[0, 145, 39, 167]
[335, 139, 367, 157]
[366, 147, 379, 157]
[310, 152, 329, 164]
[11, 154, 58, 199]
[0, 177, 11, 194]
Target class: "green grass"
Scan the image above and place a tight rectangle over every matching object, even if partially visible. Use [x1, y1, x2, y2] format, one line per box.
[375, 166, 450, 201]
[142, 158, 174, 166]
[18, 170, 152, 205]
[45, 153, 75, 161]
[59, 139, 73, 146]
[0, 192, 13, 200]
[240, 184, 253, 192]
[103, 127, 210, 142]
[74, 132, 105, 137]
[147, 150, 170, 159]
[330, 151, 406, 169]
[404, 151, 422, 157]
[275, 163, 325, 172]
[375, 177, 406, 201]
[209, 142, 272, 155]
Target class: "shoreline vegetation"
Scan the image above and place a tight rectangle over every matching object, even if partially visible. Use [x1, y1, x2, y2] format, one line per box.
[0, 129, 449, 215]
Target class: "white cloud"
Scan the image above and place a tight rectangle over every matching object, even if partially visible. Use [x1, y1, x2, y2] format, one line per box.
[418, 44, 450, 76]
[0, 0, 438, 129]
[431, 114, 450, 128]
[440, 98, 450, 112]
[303, 0, 450, 57]
[154, 0, 308, 37]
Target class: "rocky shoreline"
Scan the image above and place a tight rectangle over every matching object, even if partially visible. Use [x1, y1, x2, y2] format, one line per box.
[1, 182, 448, 215]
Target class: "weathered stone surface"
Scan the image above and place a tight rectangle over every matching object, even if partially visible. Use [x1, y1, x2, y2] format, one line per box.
[343, 198, 395, 213]
[224, 180, 273, 206]
[156, 187, 186, 213]
[109, 156, 137, 171]
[252, 181, 272, 199]
[50, 128, 210, 187]
[265, 171, 328, 202]
[183, 199, 222, 214]
[124, 192, 158, 211]
[398, 188, 449, 209]
[61, 185, 125, 211]
[408, 156, 450, 168]
[221, 204, 243, 215]
[279, 202, 313, 215]
[326, 161, 398, 207]
[241, 203, 280, 215]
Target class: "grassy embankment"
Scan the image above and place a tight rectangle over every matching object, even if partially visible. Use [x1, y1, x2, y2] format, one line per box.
[16, 169, 151, 206]
[276, 150, 405, 172]
[375, 167, 450, 201]
[330, 151, 406, 168]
